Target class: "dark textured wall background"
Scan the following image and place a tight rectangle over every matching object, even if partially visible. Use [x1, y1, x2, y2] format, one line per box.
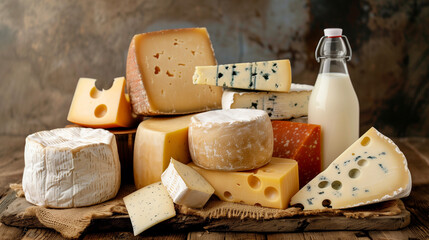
[0, 0, 428, 137]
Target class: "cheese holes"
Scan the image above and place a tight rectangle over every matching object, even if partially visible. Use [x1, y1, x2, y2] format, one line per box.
[166, 71, 174, 77]
[331, 181, 342, 190]
[261, 168, 274, 173]
[348, 169, 360, 178]
[248, 175, 261, 189]
[254, 203, 262, 207]
[264, 187, 279, 201]
[361, 137, 371, 146]
[89, 87, 100, 98]
[94, 104, 107, 118]
[358, 159, 368, 166]
[318, 181, 329, 188]
[224, 191, 233, 200]
[154, 66, 161, 74]
[292, 203, 304, 210]
[322, 199, 332, 208]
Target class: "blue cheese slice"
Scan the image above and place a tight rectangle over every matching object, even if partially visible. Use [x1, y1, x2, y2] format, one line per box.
[290, 127, 412, 210]
[222, 83, 312, 119]
[123, 182, 176, 235]
[193, 59, 291, 92]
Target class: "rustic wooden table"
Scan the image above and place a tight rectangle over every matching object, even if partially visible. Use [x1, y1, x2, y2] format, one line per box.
[0, 136, 428, 240]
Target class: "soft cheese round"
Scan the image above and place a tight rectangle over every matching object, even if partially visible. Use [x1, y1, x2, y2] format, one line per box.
[22, 127, 121, 208]
[188, 109, 273, 171]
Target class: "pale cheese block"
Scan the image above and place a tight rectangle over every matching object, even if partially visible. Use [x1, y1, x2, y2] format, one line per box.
[22, 127, 121, 208]
[123, 182, 176, 236]
[134, 115, 194, 189]
[193, 59, 292, 92]
[222, 83, 313, 119]
[188, 109, 273, 171]
[161, 158, 214, 208]
[290, 127, 412, 210]
[126, 27, 223, 115]
[67, 77, 135, 128]
[189, 157, 299, 209]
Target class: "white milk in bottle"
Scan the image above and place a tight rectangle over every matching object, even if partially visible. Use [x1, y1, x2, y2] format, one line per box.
[308, 28, 359, 170]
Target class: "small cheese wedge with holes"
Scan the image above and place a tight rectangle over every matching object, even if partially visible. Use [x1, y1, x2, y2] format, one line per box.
[188, 157, 299, 209]
[193, 59, 291, 92]
[67, 77, 135, 128]
[290, 127, 412, 210]
[161, 158, 214, 208]
[123, 182, 176, 236]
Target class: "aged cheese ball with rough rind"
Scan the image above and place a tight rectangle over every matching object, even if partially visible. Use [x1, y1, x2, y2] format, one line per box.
[188, 109, 273, 171]
[22, 127, 121, 208]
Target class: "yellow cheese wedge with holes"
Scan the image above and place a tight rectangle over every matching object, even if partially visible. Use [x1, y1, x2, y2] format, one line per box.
[189, 157, 299, 209]
[67, 77, 135, 128]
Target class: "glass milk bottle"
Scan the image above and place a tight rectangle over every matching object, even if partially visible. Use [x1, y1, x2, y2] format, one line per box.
[308, 28, 359, 170]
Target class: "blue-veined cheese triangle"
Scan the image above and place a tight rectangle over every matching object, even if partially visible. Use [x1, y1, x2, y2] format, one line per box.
[290, 127, 411, 210]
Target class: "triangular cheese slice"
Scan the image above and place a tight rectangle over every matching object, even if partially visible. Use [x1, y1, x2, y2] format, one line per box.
[290, 127, 411, 210]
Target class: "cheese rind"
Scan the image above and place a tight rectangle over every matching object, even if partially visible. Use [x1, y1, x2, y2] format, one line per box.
[123, 182, 176, 236]
[134, 115, 194, 189]
[67, 77, 135, 128]
[22, 127, 121, 208]
[272, 121, 321, 188]
[126, 27, 223, 115]
[290, 127, 412, 210]
[193, 59, 292, 92]
[222, 84, 312, 119]
[188, 109, 273, 171]
[189, 158, 299, 209]
[161, 158, 214, 208]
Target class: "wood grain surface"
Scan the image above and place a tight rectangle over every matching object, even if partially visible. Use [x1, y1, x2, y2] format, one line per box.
[0, 137, 428, 239]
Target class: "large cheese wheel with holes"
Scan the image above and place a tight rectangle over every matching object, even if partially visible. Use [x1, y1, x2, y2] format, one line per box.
[22, 127, 121, 208]
[188, 109, 273, 171]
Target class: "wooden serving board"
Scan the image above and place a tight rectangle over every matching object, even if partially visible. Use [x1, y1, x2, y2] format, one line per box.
[0, 191, 410, 234]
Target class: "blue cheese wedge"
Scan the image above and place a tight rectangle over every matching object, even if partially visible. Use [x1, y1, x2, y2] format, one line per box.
[193, 59, 291, 92]
[222, 83, 313, 119]
[123, 182, 176, 235]
[290, 127, 412, 210]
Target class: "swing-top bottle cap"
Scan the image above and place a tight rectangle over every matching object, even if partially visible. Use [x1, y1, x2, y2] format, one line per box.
[324, 28, 342, 37]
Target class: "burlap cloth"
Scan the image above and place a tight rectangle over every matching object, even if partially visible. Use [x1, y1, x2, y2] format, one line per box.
[9, 184, 402, 239]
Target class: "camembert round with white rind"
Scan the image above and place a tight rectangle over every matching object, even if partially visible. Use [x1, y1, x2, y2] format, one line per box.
[188, 109, 273, 171]
[22, 127, 121, 208]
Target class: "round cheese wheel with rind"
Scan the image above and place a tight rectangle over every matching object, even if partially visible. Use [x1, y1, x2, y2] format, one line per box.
[22, 127, 121, 208]
[188, 109, 273, 171]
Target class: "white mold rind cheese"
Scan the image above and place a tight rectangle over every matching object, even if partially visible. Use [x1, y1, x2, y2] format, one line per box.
[290, 127, 412, 210]
[188, 109, 273, 171]
[161, 158, 214, 208]
[22, 127, 121, 208]
[222, 83, 313, 119]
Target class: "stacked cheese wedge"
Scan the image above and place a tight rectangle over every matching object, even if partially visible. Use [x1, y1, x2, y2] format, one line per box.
[21, 27, 412, 237]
